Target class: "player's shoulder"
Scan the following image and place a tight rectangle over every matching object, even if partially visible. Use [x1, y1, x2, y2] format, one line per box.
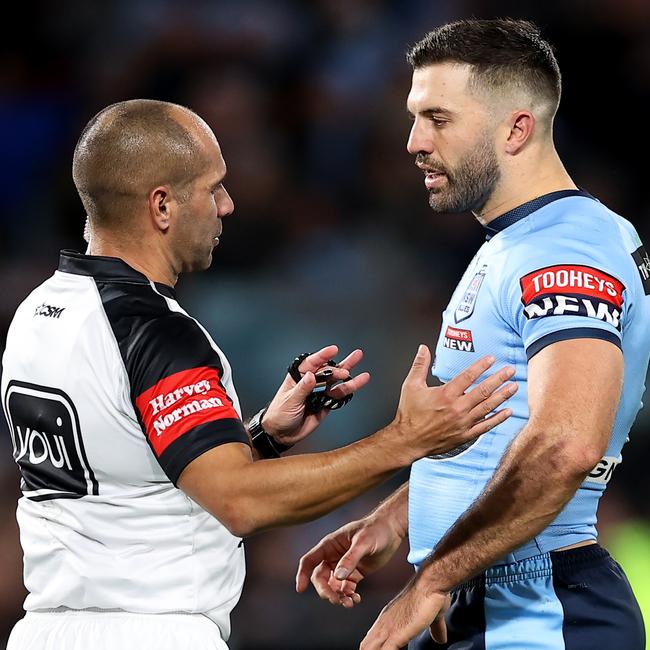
[530, 195, 632, 246]
[503, 196, 632, 266]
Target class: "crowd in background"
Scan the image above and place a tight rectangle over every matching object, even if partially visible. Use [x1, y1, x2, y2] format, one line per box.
[1, 1, 650, 647]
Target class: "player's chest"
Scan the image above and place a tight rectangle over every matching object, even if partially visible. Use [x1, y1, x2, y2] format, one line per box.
[433, 253, 517, 380]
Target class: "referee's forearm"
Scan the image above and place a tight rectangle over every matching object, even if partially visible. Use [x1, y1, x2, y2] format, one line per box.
[183, 424, 415, 537]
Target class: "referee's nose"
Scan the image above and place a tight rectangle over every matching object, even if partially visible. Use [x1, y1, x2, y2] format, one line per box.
[216, 185, 234, 218]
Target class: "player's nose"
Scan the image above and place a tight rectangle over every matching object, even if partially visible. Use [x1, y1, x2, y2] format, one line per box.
[407, 119, 433, 156]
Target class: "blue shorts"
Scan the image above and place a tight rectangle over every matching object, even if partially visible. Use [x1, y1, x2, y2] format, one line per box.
[409, 545, 645, 650]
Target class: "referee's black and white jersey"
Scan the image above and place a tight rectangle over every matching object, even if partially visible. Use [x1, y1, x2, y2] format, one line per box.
[1, 250, 251, 640]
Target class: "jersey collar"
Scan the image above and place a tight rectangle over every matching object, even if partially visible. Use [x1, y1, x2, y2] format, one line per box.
[58, 250, 177, 298]
[483, 189, 595, 241]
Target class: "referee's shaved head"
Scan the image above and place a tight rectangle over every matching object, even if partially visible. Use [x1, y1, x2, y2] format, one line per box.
[73, 99, 212, 229]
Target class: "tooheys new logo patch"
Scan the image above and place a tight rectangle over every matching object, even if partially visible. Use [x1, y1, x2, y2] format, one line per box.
[520, 265, 625, 330]
[135, 366, 240, 456]
[444, 326, 475, 352]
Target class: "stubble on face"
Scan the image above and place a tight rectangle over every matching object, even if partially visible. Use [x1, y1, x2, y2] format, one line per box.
[421, 132, 501, 214]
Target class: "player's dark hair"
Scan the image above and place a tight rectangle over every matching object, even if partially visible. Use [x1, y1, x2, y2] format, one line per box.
[72, 99, 205, 228]
[407, 19, 561, 115]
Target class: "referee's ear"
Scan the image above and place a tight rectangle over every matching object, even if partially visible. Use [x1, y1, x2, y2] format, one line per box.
[149, 185, 174, 232]
[504, 110, 535, 155]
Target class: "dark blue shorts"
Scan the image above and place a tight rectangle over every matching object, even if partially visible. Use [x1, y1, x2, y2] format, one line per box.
[409, 545, 645, 650]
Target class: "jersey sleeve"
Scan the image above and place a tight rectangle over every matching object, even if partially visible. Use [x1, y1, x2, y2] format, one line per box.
[125, 312, 250, 484]
[500, 240, 628, 360]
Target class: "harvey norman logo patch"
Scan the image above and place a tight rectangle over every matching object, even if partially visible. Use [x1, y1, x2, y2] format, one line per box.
[444, 326, 475, 352]
[135, 367, 239, 456]
[520, 265, 625, 331]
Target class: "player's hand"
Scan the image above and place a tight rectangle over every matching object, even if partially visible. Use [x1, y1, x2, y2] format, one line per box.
[296, 514, 405, 608]
[393, 345, 517, 459]
[262, 345, 370, 447]
[360, 577, 450, 649]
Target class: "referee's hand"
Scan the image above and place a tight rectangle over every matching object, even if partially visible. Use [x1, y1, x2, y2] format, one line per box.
[262, 345, 370, 448]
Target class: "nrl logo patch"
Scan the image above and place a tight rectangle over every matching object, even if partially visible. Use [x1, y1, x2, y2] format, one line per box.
[455, 265, 488, 324]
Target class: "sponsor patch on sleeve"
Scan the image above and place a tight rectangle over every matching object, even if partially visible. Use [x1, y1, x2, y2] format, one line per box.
[520, 265, 625, 331]
[134, 366, 240, 456]
[632, 245, 650, 295]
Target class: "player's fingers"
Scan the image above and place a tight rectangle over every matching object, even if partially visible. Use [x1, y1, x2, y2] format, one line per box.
[312, 564, 358, 608]
[326, 372, 371, 399]
[333, 538, 374, 581]
[462, 366, 516, 410]
[298, 345, 340, 374]
[445, 355, 496, 395]
[328, 570, 364, 596]
[466, 408, 513, 437]
[467, 381, 518, 421]
[402, 345, 432, 386]
[310, 562, 341, 603]
[296, 545, 326, 592]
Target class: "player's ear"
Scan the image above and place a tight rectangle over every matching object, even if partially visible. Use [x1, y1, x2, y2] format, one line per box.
[148, 186, 174, 232]
[505, 111, 535, 155]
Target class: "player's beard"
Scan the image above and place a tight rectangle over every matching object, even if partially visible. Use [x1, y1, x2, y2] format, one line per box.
[424, 132, 501, 214]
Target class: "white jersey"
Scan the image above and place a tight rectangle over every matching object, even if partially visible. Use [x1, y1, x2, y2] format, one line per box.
[1, 251, 252, 641]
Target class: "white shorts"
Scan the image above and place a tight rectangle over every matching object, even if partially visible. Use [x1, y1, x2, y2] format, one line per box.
[7, 611, 229, 650]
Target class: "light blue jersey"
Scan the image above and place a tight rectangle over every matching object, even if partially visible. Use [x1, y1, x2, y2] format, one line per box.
[408, 189, 650, 568]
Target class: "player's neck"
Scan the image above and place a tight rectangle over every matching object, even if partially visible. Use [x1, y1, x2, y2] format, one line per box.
[474, 151, 577, 227]
[87, 232, 179, 287]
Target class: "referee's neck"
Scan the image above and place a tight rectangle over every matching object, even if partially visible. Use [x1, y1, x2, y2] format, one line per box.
[87, 235, 178, 287]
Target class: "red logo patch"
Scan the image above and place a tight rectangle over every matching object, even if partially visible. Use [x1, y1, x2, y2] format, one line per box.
[520, 265, 624, 308]
[135, 366, 239, 456]
[443, 326, 475, 352]
[520, 265, 625, 331]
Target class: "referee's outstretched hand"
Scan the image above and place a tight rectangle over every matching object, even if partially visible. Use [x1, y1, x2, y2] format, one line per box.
[393, 345, 517, 458]
[262, 345, 371, 448]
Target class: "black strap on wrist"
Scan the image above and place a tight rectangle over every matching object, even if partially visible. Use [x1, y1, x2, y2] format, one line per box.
[248, 408, 292, 459]
[288, 352, 353, 414]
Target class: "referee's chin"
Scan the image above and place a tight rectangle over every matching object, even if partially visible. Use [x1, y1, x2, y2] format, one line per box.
[180, 250, 214, 275]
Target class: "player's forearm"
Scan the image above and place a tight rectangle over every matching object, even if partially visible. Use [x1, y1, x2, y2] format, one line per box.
[416, 423, 598, 593]
[367, 482, 409, 540]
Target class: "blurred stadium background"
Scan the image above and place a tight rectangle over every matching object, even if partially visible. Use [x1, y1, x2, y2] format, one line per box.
[1, 1, 649, 648]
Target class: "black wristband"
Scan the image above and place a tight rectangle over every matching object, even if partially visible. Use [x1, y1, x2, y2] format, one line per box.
[248, 408, 292, 459]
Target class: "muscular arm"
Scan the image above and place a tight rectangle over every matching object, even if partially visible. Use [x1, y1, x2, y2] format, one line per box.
[179, 427, 411, 537]
[418, 338, 623, 593]
[178, 351, 516, 537]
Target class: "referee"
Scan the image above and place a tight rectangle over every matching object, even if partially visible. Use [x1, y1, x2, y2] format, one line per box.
[1, 99, 516, 649]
